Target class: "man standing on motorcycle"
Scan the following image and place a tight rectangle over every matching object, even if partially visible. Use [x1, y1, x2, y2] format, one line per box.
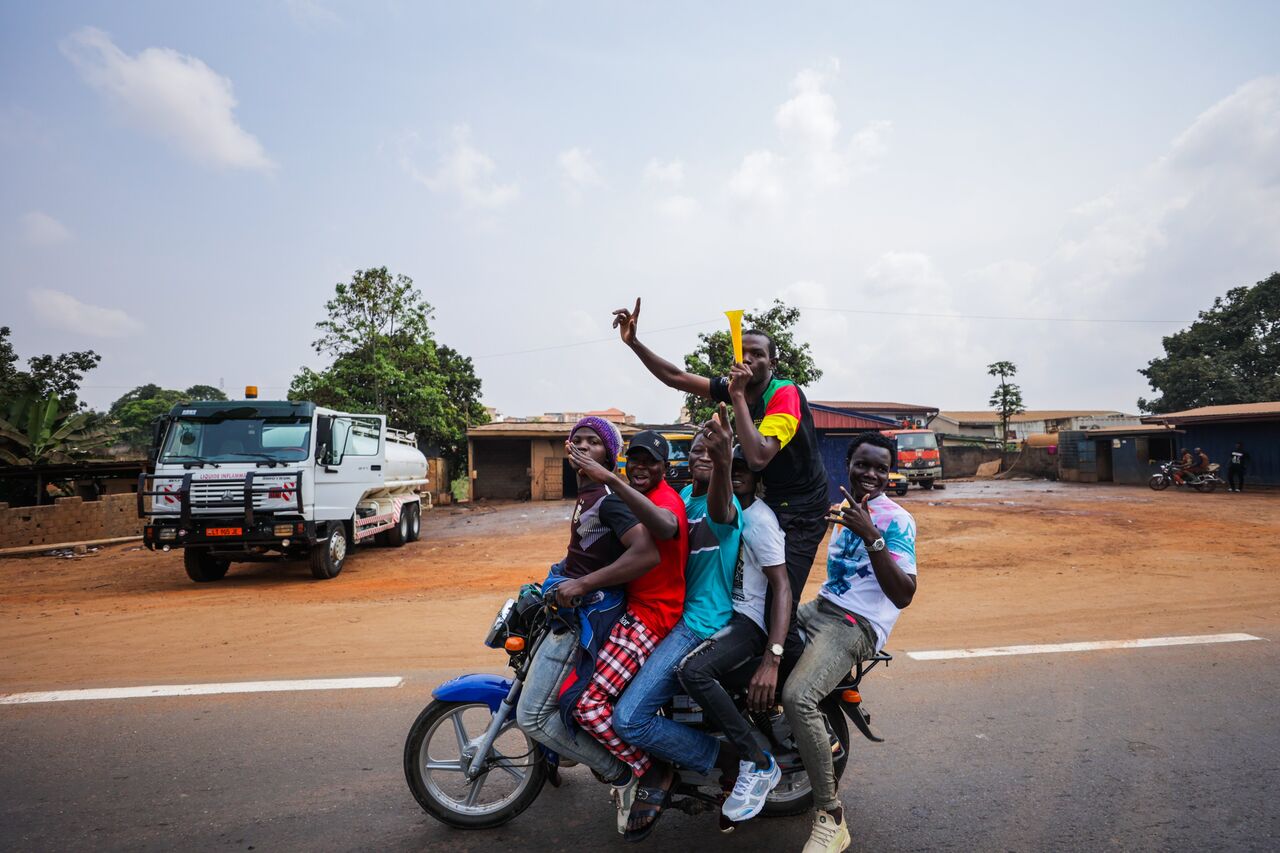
[612, 298, 830, 660]
[783, 432, 917, 853]
[514, 417, 669, 797]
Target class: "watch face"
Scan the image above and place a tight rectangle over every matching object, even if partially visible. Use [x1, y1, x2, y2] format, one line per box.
[770, 643, 785, 656]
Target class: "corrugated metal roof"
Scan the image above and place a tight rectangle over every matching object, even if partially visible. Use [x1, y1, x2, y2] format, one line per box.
[811, 409, 898, 430]
[1142, 401, 1280, 423]
[938, 410, 1130, 424]
[1072, 425, 1183, 436]
[469, 422, 642, 437]
[814, 400, 937, 413]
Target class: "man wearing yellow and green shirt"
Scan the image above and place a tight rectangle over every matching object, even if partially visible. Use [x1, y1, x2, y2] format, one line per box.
[612, 298, 830, 660]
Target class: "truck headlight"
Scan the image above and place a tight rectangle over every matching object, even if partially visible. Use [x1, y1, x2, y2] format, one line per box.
[274, 523, 294, 537]
[158, 528, 178, 541]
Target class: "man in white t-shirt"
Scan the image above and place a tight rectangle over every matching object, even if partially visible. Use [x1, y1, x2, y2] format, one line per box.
[783, 432, 917, 853]
[678, 446, 793, 826]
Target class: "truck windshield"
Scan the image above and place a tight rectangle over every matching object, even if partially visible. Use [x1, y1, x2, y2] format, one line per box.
[896, 433, 938, 451]
[159, 417, 312, 464]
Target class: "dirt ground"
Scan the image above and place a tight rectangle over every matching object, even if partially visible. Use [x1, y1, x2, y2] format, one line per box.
[2, 481, 1277, 692]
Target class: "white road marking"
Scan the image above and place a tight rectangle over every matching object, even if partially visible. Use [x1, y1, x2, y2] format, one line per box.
[0, 676, 404, 705]
[907, 633, 1264, 661]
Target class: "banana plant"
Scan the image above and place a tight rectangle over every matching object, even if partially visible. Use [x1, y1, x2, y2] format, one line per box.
[0, 394, 116, 466]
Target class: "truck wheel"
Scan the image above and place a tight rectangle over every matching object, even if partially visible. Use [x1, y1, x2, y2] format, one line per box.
[310, 524, 348, 579]
[184, 548, 230, 583]
[407, 504, 422, 542]
[387, 508, 411, 547]
[920, 480, 935, 490]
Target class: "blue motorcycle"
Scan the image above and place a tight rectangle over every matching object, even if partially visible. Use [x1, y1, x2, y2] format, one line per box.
[404, 584, 888, 829]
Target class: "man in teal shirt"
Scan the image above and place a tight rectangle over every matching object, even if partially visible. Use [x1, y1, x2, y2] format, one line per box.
[613, 405, 742, 840]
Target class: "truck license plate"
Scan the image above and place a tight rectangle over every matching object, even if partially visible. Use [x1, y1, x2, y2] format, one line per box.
[206, 527, 242, 536]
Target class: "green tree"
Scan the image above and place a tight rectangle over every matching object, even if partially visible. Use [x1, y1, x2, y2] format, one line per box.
[987, 361, 1026, 449]
[1138, 272, 1280, 413]
[109, 384, 228, 450]
[0, 326, 101, 411]
[289, 267, 488, 470]
[681, 299, 823, 423]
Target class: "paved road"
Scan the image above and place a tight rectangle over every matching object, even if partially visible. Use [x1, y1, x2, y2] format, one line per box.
[4, 637, 1278, 852]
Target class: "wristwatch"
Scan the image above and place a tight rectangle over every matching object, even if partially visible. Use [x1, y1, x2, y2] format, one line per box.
[768, 643, 785, 658]
[866, 536, 886, 552]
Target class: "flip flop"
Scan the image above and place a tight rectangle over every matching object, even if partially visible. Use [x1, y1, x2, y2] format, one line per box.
[623, 782, 672, 843]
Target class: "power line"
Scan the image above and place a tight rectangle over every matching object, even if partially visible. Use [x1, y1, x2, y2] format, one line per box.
[471, 319, 718, 359]
[795, 306, 1192, 324]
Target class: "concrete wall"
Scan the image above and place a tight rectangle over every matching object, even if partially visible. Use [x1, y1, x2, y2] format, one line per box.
[530, 438, 568, 500]
[940, 446, 1021, 478]
[0, 494, 143, 549]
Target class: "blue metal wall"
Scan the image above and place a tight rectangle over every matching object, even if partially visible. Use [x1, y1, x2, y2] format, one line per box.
[1176, 421, 1280, 486]
[817, 431, 856, 503]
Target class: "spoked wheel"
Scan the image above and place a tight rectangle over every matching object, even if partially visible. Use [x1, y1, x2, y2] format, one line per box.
[1195, 480, 1217, 493]
[761, 703, 849, 817]
[1149, 474, 1171, 491]
[404, 700, 546, 829]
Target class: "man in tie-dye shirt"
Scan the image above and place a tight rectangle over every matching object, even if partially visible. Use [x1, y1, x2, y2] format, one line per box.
[782, 432, 917, 853]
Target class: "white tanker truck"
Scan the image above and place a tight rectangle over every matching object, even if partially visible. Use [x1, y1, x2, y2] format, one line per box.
[138, 391, 428, 582]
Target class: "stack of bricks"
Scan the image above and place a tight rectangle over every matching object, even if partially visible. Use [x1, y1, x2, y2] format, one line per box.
[0, 494, 144, 550]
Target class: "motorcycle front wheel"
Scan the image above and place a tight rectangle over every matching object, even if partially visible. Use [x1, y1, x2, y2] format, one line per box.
[404, 700, 547, 829]
[1149, 474, 1170, 491]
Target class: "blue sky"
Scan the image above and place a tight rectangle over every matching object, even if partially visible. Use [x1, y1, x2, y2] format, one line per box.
[3, 1, 1278, 421]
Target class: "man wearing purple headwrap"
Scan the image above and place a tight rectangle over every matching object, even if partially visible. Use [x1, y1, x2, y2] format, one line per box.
[515, 418, 662, 800]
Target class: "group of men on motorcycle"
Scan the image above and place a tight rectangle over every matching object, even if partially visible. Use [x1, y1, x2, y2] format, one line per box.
[1171, 447, 1212, 485]
[515, 299, 918, 852]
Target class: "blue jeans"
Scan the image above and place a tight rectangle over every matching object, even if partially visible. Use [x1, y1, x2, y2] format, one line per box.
[515, 624, 628, 781]
[614, 619, 720, 774]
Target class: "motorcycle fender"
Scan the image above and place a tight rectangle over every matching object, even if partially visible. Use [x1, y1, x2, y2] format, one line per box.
[432, 673, 513, 713]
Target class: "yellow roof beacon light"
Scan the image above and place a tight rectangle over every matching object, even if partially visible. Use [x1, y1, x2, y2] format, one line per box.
[245, 385, 259, 399]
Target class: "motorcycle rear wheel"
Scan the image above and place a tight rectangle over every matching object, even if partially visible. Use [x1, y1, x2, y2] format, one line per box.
[1195, 480, 1217, 493]
[404, 700, 547, 829]
[761, 701, 850, 817]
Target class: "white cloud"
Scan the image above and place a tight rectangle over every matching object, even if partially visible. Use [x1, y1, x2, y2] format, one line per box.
[401, 125, 520, 210]
[729, 149, 785, 204]
[655, 194, 698, 220]
[285, 0, 343, 27]
[27, 289, 144, 338]
[60, 27, 275, 172]
[558, 147, 604, 190]
[19, 212, 71, 247]
[643, 158, 685, 187]
[729, 61, 891, 203]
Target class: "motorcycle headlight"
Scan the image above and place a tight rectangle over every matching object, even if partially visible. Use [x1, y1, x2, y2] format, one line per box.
[484, 598, 516, 648]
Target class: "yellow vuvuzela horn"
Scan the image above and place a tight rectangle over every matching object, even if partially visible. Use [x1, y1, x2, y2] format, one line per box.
[725, 309, 744, 363]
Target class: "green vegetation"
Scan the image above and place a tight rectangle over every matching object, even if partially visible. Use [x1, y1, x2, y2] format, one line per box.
[1139, 272, 1280, 413]
[289, 266, 488, 472]
[987, 360, 1025, 449]
[681, 299, 823, 424]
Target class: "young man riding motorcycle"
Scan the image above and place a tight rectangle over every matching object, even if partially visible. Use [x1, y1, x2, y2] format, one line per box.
[784, 432, 918, 853]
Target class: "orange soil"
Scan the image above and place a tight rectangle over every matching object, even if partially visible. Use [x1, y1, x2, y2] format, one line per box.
[2, 484, 1277, 692]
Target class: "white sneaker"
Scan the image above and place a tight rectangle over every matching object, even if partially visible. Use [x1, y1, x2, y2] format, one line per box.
[611, 776, 638, 835]
[722, 754, 782, 822]
[802, 809, 851, 853]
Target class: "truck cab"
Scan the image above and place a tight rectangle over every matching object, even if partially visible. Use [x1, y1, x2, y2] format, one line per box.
[139, 398, 427, 582]
[882, 428, 942, 489]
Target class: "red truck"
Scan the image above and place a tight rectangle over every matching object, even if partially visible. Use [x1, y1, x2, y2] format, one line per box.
[881, 428, 942, 490]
